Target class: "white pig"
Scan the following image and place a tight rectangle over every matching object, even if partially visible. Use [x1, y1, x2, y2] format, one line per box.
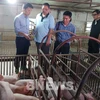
[14, 93, 39, 100]
[0, 81, 15, 100]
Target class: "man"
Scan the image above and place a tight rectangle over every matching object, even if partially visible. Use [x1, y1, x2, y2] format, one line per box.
[53, 11, 76, 72]
[34, 3, 55, 75]
[14, 3, 33, 73]
[54, 11, 76, 54]
[88, 10, 100, 61]
[34, 3, 55, 54]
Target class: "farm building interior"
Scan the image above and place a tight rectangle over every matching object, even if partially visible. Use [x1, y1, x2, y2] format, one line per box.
[0, 0, 100, 100]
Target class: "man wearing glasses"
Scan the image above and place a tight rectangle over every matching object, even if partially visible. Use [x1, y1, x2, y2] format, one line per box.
[88, 9, 100, 62]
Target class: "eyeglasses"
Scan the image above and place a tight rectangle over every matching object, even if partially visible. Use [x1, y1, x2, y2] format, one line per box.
[92, 14, 97, 16]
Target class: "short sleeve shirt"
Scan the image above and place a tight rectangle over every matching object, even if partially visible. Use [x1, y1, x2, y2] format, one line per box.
[34, 13, 55, 43]
[55, 21, 76, 42]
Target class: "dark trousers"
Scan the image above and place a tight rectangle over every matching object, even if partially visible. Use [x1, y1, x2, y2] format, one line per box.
[14, 37, 30, 70]
[88, 39, 99, 53]
[36, 42, 50, 75]
[88, 39, 99, 62]
[54, 40, 70, 71]
[54, 40, 70, 54]
[36, 42, 50, 54]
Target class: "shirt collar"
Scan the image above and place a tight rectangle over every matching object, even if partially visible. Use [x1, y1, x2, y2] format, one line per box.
[61, 21, 71, 27]
[40, 13, 49, 22]
[21, 12, 28, 18]
[40, 13, 49, 18]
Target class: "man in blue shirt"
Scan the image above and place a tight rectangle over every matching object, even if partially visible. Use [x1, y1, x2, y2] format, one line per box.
[14, 3, 33, 73]
[54, 11, 76, 54]
[34, 3, 55, 54]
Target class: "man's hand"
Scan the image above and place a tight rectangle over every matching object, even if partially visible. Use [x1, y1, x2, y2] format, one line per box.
[46, 29, 53, 46]
[28, 34, 34, 41]
[24, 34, 31, 40]
[46, 39, 50, 46]
[18, 32, 31, 40]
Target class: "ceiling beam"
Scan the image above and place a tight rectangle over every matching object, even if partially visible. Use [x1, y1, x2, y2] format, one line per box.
[0, 0, 98, 12]
[72, 0, 90, 7]
[56, 0, 100, 5]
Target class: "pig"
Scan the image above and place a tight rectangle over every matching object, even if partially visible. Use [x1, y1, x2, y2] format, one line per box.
[0, 81, 15, 100]
[84, 92, 95, 100]
[9, 84, 33, 95]
[15, 79, 34, 86]
[15, 75, 45, 90]
[14, 93, 39, 100]
[0, 74, 18, 84]
[48, 82, 95, 100]
[3, 75, 18, 84]
[0, 81, 39, 100]
[61, 85, 95, 100]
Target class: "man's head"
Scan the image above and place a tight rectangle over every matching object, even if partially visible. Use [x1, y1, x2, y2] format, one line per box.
[92, 9, 100, 20]
[22, 3, 33, 16]
[42, 3, 50, 15]
[63, 11, 72, 25]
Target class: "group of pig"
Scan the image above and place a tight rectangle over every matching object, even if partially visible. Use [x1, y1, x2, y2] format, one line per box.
[0, 74, 95, 100]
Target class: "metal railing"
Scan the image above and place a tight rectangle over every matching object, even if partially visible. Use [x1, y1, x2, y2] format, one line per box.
[0, 55, 30, 75]
[0, 29, 100, 99]
[38, 30, 100, 100]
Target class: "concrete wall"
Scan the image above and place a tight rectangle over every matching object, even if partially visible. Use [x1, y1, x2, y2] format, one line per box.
[0, 4, 93, 41]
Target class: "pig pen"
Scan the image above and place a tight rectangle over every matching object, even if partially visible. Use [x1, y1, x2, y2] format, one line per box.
[0, 35, 100, 100]
[33, 34, 100, 100]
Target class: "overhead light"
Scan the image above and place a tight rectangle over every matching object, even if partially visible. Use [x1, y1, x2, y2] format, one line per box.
[7, 0, 17, 4]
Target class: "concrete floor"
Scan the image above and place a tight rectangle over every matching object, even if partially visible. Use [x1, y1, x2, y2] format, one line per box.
[0, 40, 88, 55]
[0, 41, 37, 55]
